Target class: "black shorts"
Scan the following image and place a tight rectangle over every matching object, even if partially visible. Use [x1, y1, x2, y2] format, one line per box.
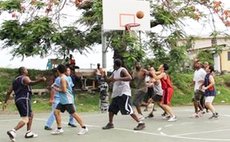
[193, 90, 204, 101]
[152, 94, 162, 102]
[15, 99, 32, 117]
[143, 87, 154, 102]
[109, 94, 133, 115]
[56, 103, 76, 114]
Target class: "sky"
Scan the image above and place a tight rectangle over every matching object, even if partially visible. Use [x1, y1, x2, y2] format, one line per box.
[0, 0, 230, 71]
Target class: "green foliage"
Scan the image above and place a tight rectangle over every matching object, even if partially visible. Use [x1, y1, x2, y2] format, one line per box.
[169, 46, 187, 72]
[0, 17, 56, 58]
[78, 0, 101, 26]
[85, 24, 101, 45]
[32, 1, 46, 9]
[153, 6, 177, 26]
[0, 0, 21, 11]
[0, 20, 22, 46]
[197, 50, 214, 65]
[91, 0, 103, 24]
[51, 27, 89, 56]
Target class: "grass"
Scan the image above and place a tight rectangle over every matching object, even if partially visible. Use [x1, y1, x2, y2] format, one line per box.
[0, 92, 100, 113]
[0, 67, 230, 113]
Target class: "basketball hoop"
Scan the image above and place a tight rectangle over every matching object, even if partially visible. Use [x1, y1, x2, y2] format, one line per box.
[125, 23, 140, 32]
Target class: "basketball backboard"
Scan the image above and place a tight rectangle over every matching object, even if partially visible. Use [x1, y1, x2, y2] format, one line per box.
[102, 0, 150, 31]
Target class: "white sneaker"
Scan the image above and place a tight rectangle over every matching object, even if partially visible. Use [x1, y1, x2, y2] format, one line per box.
[138, 115, 145, 121]
[168, 116, 177, 122]
[192, 113, 200, 118]
[51, 129, 64, 135]
[25, 131, 38, 138]
[7, 130, 16, 142]
[78, 127, 88, 135]
[162, 115, 170, 120]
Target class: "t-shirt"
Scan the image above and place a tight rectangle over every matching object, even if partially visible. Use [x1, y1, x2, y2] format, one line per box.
[193, 68, 206, 91]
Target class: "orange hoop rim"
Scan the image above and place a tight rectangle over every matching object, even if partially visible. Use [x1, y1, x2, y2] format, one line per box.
[125, 23, 140, 31]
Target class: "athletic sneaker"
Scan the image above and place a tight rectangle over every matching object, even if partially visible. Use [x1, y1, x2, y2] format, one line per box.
[197, 111, 205, 117]
[51, 128, 64, 135]
[192, 113, 200, 118]
[161, 112, 167, 116]
[44, 126, 52, 130]
[134, 122, 145, 130]
[102, 123, 114, 130]
[68, 123, 77, 127]
[162, 115, 170, 120]
[145, 113, 154, 119]
[168, 116, 177, 122]
[25, 131, 38, 138]
[138, 115, 145, 121]
[143, 108, 148, 112]
[77, 127, 89, 135]
[209, 112, 219, 119]
[7, 129, 16, 142]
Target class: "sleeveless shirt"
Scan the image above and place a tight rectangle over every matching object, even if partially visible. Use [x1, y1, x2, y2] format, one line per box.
[204, 73, 216, 96]
[12, 75, 32, 102]
[112, 67, 131, 98]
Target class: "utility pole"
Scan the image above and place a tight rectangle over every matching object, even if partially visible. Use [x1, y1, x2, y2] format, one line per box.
[101, 26, 107, 68]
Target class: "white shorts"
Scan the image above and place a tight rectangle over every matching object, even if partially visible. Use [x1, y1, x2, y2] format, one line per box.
[205, 96, 215, 103]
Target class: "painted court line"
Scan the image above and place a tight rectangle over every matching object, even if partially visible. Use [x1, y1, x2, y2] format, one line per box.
[33, 118, 230, 141]
[174, 128, 230, 136]
[1, 115, 230, 141]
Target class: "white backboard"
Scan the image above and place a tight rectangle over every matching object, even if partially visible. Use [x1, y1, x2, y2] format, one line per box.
[102, 0, 150, 31]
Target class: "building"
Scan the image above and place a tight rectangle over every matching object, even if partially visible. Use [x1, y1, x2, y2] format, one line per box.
[178, 37, 230, 72]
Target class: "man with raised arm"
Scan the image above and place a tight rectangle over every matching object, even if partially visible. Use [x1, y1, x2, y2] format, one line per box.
[4, 67, 46, 142]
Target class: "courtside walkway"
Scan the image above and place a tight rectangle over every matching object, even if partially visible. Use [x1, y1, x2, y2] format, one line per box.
[1, 105, 230, 142]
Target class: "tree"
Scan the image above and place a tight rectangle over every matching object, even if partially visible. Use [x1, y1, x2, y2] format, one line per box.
[0, 0, 92, 59]
[0, 0, 229, 71]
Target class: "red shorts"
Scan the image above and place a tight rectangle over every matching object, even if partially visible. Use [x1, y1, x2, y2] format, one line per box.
[162, 88, 174, 105]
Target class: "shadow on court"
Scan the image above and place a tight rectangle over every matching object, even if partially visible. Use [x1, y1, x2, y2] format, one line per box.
[1, 105, 230, 142]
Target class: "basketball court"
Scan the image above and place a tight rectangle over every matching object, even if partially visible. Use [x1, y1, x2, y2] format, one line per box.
[1, 1, 229, 142]
[1, 105, 230, 142]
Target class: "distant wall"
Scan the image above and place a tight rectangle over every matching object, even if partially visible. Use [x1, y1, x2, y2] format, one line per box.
[221, 50, 230, 72]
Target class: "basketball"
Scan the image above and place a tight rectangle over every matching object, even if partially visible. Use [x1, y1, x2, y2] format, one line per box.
[136, 11, 144, 19]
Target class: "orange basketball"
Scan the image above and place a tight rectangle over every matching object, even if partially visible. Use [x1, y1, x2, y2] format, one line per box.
[136, 11, 144, 19]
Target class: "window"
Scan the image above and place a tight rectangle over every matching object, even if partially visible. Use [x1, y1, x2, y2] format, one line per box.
[228, 52, 230, 61]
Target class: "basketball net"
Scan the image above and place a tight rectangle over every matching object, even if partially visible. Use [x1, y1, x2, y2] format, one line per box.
[125, 23, 140, 32]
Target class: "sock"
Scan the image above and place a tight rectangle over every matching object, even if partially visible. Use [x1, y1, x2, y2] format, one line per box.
[12, 129, 16, 132]
[138, 121, 143, 124]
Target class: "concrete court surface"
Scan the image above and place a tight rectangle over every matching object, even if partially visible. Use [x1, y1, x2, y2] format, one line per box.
[1, 105, 230, 142]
